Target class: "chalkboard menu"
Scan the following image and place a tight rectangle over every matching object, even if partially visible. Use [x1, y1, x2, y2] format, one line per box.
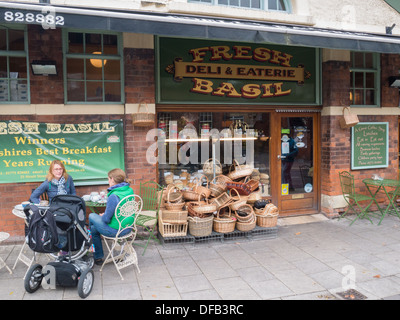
[351, 122, 389, 170]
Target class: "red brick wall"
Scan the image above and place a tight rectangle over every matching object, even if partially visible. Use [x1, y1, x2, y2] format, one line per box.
[321, 55, 400, 217]
[0, 33, 157, 242]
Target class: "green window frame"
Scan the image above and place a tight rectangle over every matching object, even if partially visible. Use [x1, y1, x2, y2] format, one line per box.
[63, 30, 124, 104]
[349, 52, 380, 107]
[0, 25, 29, 104]
[188, 0, 291, 12]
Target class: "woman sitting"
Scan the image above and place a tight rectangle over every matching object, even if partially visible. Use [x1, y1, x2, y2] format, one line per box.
[30, 160, 76, 204]
[88, 168, 134, 265]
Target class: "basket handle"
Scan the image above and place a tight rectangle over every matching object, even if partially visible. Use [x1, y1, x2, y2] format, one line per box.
[138, 102, 150, 113]
[230, 188, 240, 199]
[167, 186, 178, 203]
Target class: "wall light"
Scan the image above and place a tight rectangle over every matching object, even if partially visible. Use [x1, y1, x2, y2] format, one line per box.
[389, 76, 400, 88]
[30, 60, 57, 76]
[90, 52, 107, 68]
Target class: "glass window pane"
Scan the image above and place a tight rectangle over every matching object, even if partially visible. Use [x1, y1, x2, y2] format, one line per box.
[103, 34, 118, 55]
[8, 29, 24, 51]
[353, 52, 364, 68]
[10, 80, 27, 101]
[67, 81, 85, 101]
[230, 0, 239, 6]
[354, 89, 363, 105]
[104, 60, 120, 80]
[218, 0, 228, 4]
[9, 57, 27, 78]
[67, 59, 84, 80]
[86, 58, 103, 80]
[85, 33, 101, 54]
[268, 0, 277, 10]
[68, 32, 83, 53]
[0, 29, 6, 51]
[365, 53, 374, 68]
[278, 0, 285, 10]
[251, 0, 261, 8]
[365, 72, 375, 88]
[354, 72, 363, 88]
[104, 82, 121, 102]
[241, 0, 250, 7]
[87, 82, 103, 101]
[365, 90, 375, 105]
[0, 56, 7, 77]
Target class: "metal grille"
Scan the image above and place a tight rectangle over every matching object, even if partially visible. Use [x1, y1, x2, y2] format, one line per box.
[336, 289, 367, 300]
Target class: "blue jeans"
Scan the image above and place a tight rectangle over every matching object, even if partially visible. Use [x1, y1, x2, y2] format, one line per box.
[88, 213, 131, 260]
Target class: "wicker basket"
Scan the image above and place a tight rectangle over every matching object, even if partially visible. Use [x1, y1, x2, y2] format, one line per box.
[227, 159, 253, 181]
[209, 175, 228, 198]
[187, 195, 217, 218]
[188, 215, 214, 237]
[255, 212, 278, 227]
[213, 205, 236, 233]
[165, 199, 185, 211]
[132, 103, 155, 127]
[234, 204, 255, 223]
[210, 191, 232, 209]
[229, 188, 248, 211]
[158, 212, 188, 237]
[236, 214, 256, 232]
[166, 186, 183, 203]
[162, 209, 188, 224]
[247, 191, 262, 204]
[182, 189, 202, 201]
[192, 175, 212, 199]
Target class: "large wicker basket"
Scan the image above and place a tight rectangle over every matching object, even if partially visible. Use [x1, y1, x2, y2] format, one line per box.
[255, 212, 279, 227]
[188, 215, 214, 237]
[203, 158, 222, 177]
[158, 212, 188, 237]
[132, 103, 155, 127]
[162, 209, 188, 224]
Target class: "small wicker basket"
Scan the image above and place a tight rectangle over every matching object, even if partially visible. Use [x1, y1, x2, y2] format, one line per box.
[132, 103, 155, 127]
[236, 214, 256, 232]
[255, 212, 278, 227]
[227, 159, 253, 181]
[213, 205, 236, 233]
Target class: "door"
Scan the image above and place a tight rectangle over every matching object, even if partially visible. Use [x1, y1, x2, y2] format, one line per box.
[272, 113, 319, 216]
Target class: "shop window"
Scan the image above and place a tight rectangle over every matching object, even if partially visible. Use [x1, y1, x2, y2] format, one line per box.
[64, 31, 123, 103]
[0, 26, 29, 103]
[188, 0, 291, 12]
[349, 52, 380, 107]
[156, 111, 270, 195]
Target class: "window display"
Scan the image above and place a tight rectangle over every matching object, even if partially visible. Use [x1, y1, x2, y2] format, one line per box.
[157, 111, 270, 196]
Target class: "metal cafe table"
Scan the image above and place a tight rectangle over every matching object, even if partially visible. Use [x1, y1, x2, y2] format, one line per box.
[363, 178, 400, 225]
[85, 201, 107, 214]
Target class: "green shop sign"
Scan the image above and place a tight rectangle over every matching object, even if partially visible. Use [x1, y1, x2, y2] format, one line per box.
[0, 120, 124, 184]
[156, 37, 320, 105]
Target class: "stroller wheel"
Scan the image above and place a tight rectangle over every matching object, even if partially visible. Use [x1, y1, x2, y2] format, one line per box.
[24, 264, 43, 293]
[77, 269, 94, 299]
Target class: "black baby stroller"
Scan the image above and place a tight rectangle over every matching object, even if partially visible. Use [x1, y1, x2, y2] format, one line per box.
[23, 195, 94, 299]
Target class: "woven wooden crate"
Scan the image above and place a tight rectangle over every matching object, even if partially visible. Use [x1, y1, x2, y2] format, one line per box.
[158, 211, 188, 237]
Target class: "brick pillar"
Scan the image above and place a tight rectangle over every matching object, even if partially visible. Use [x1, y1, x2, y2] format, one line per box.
[320, 50, 351, 218]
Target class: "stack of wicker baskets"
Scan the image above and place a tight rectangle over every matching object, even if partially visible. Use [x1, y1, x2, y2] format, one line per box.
[158, 162, 276, 238]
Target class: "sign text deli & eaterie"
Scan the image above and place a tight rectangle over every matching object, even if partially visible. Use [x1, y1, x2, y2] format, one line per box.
[166, 45, 309, 99]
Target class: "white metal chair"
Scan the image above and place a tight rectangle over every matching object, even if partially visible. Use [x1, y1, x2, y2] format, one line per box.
[100, 194, 142, 280]
[0, 232, 12, 274]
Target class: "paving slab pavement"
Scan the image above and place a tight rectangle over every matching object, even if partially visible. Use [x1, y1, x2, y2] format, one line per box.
[1, 213, 400, 301]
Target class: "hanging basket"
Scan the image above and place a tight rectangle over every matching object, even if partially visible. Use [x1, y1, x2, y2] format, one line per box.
[132, 103, 155, 127]
[339, 107, 359, 129]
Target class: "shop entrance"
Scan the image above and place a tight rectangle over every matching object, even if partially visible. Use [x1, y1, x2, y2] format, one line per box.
[272, 113, 319, 216]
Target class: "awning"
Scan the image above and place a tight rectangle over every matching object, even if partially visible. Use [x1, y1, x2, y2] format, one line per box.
[1, 1, 400, 53]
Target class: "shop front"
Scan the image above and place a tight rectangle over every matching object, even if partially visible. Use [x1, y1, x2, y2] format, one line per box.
[155, 37, 321, 216]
